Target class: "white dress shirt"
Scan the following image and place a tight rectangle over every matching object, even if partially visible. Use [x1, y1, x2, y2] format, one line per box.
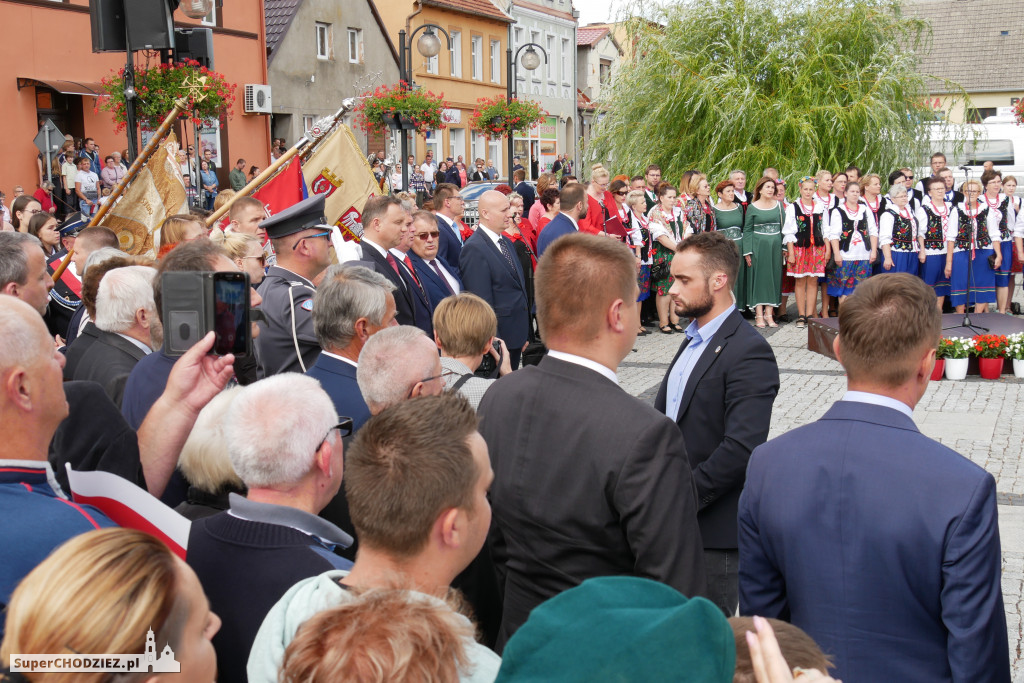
[116, 333, 153, 356]
[547, 350, 618, 385]
[841, 390, 913, 419]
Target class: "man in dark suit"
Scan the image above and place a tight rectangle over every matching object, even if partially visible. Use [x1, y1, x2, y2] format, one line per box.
[388, 212, 433, 336]
[536, 181, 587, 257]
[433, 183, 465, 270]
[739, 273, 1009, 683]
[512, 168, 535, 216]
[306, 264, 397, 432]
[444, 157, 462, 187]
[63, 265, 158, 407]
[459, 190, 529, 369]
[478, 233, 706, 650]
[939, 166, 965, 205]
[654, 232, 779, 616]
[409, 210, 462, 312]
[357, 195, 418, 328]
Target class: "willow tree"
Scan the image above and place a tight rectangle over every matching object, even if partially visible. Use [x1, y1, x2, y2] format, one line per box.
[589, 0, 943, 188]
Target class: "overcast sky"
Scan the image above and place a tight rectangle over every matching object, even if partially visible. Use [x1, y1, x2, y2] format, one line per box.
[576, 0, 621, 25]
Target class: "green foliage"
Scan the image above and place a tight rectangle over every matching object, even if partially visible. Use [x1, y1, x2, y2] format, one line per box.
[589, 0, 955, 195]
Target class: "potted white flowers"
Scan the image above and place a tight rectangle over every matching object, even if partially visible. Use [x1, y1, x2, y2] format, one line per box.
[938, 337, 974, 381]
[1006, 333, 1024, 379]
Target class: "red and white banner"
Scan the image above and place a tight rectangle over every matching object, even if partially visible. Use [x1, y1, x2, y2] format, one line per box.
[66, 466, 190, 560]
[253, 158, 307, 218]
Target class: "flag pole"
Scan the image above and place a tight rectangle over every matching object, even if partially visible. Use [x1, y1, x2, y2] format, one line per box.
[52, 90, 203, 282]
[205, 98, 357, 228]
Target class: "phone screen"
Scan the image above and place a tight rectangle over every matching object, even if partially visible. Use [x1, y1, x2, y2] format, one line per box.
[213, 272, 250, 356]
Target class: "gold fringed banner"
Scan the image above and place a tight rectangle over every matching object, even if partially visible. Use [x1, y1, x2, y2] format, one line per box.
[99, 133, 188, 257]
[301, 124, 381, 241]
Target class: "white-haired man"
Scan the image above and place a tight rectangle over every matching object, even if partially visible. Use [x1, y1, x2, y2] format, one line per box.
[186, 373, 354, 683]
[63, 265, 160, 406]
[307, 264, 397, 433]
[356, 325, 444, 414]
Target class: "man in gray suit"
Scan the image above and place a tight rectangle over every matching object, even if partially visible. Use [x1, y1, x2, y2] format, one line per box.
[477, 232, 706, 650]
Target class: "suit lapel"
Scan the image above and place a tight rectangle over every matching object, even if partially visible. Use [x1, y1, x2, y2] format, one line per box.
[675, 312, 742, 421]
[367, 245, 414, 307]
[485, 233, 525, 291]
[654, 335, 691, 412]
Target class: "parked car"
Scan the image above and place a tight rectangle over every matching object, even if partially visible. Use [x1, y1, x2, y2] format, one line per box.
[459, 180, 535, 226]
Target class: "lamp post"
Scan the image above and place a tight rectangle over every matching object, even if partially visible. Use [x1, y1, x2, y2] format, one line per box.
[397, 23, 452, 193]
[506, 43, 546, 181]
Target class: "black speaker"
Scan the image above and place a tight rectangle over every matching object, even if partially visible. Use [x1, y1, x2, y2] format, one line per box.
[174, 28, 215, 70]
[90, 0, 127, 53]
[124, 0, 175, 51]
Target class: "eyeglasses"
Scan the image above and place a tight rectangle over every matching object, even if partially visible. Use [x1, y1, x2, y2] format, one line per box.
[291, 230, 332, 250]
[321, 417, 354, 445]
[415, 231, 440, 240]
[407, 373, 444, 398]
[243, 254, 267, 266]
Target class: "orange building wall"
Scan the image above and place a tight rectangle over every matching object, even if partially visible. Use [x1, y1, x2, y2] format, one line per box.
[0, 0, 270, 198]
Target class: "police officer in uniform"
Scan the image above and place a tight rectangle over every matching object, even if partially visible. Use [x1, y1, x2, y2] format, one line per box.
[45, 212, 87, 339]
[255, 194, 333, 376]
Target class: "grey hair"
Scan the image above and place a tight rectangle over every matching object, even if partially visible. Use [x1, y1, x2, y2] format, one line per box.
[507, 191, 523, 203]
[0, 232, 41, 289]
[224, 374, 337, 488]
[94, 265, 157, 334]
[313, 265, 396, 351]
[889, 184, 908, 199]
[178, 386, 245, 494]
[357, 325, 437, 411]
[730, 169, 746, 177]
[83, 246, 125, 277]
[625, 190, 646, 209]
[0, 296, 45, 369]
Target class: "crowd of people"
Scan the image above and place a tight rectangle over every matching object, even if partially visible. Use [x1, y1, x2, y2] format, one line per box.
[0, 141, 1015, 682]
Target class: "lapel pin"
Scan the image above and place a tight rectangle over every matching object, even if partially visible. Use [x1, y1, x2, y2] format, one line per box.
[715, 346, 721, 354]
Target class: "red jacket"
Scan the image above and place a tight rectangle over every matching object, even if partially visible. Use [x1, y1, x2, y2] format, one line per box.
[580, 191, 616, 234]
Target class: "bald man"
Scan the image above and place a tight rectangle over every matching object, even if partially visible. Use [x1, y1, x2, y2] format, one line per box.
[460, 190, 529, 369]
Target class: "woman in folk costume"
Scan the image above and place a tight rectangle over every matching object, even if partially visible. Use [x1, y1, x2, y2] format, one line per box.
[915, 176, 957, 309]
[878, 184, 922, 276]
[647, 181, 688, 334]
[945, 178, 1001, 314]
[713, 179, 746, 310]
[626, 190, 653, 336]
[683, 174, 716, 234]
[826, 181, 877, 303]
[782, 176, 829, 329]
[860, 174, 887, 275]
[980, 171, 1016, 314]
[743, 177, 785, 328]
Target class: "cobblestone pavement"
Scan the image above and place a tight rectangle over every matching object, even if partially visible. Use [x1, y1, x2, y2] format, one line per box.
[620, 306, 1024, 680]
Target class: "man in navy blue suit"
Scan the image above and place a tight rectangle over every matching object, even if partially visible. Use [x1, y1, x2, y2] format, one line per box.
[739, 273, 1009, 683]
[536, 182, 587, 257]
[433, 183, 465, 270]
[388, 211, 434, 337]
[409, 210, 462, 313]
[306, 264, 398, 433]
[460, 190, 529, 369]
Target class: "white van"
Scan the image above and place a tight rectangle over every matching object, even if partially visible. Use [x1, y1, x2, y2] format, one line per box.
[922, 115, 1024, 196]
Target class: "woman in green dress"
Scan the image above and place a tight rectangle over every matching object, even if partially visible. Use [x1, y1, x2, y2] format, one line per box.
[743, 176, 785, 327]
[713, 179, 746, 310]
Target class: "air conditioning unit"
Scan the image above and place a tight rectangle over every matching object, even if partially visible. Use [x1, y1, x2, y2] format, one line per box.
[244, 84, 272, 114]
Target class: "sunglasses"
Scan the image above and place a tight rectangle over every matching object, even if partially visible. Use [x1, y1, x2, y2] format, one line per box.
[614, 191, 627, 196]
[415, 231, 440, 240]
[243, 254, 267, 266]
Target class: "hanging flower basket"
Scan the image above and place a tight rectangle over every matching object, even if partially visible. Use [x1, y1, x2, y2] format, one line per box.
[98, 59, 236, 133]
[1015, 98, 1024, 126]
[354, 82, 446, 137]
[470, 95, 545, 137]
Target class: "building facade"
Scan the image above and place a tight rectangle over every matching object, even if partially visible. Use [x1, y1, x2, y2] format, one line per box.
[904, 0, 1024, 123]
[508, 0, 578, 178]
[374, 0, 513, 173]
[1, 0, 271, 198]
[265, 0, 401, 153]
[576, 24, 621, 165]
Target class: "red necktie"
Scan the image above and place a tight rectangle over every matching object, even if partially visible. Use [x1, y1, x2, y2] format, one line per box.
[385, 252, 401, 277]
[431, 260, 455, 295]
[403, 255, 422, 287]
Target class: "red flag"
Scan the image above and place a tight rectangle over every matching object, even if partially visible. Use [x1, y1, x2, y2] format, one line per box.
[253, 159, 308, 217]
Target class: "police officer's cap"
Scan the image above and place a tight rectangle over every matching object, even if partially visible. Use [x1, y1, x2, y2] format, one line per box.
[58, 212, 86, 238]
[259, 194, 328, 239]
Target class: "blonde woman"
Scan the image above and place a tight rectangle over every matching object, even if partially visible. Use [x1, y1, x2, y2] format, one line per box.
[683, 174, 716, 234]
[211, 229, 266, 286]
[1, 528, 221, 682]
[158, 213, 206, 258]
[946, 178, 1000, 314]
[581, 163, 616, 234]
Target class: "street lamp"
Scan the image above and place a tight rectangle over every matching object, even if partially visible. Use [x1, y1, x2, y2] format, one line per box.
[506, 43, 547, 181]
[397, 22, 452, 192]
